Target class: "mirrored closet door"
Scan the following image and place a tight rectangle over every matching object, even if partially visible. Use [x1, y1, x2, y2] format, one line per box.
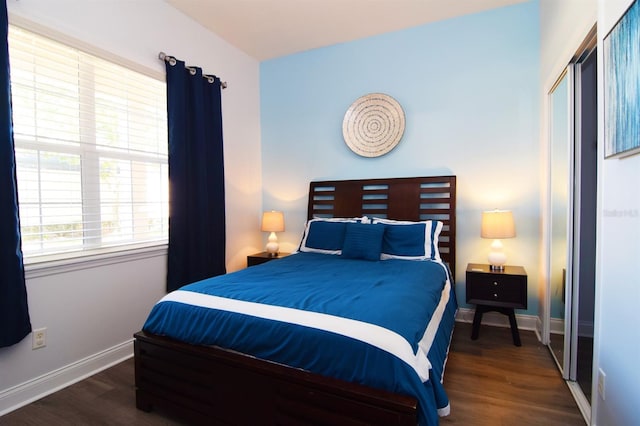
[548, 67, 572, 374]
[546, 27, 597, 419]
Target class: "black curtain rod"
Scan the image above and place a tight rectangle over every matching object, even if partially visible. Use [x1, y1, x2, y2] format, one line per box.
[158, 51, 228, 89]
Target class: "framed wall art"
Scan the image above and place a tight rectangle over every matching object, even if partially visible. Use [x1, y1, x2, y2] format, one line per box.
[604, 0, 640, 158]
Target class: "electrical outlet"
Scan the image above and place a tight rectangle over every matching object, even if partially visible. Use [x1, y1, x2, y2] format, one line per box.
[598, 368, 606, 400]
[32, 327, 47, 350]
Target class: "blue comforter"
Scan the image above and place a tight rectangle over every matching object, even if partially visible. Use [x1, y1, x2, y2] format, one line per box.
[143, 252, 457, 425]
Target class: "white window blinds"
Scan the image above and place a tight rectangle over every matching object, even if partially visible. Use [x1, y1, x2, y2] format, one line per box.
[8, 25, 168, 259]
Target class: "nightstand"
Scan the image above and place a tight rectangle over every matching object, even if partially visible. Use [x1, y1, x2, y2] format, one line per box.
[466, 263, 527, 346]
[247, 251, 290, 267]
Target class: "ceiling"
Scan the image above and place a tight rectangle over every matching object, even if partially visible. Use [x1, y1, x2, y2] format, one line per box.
[167, 0, 528, 61]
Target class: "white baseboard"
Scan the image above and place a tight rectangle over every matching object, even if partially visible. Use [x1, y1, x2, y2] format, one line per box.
[0, 339, 134, 416]
[550, 316, 565, 334]
[455, 307, 539, 332]
[547, 317, 594, 339]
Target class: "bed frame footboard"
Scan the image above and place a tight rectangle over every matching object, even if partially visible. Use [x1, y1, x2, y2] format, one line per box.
[134, 331, 418, 425]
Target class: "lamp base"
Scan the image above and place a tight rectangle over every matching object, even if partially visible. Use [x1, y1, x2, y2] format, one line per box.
[265, 232, 279, 256]
[487, 239, 507, 271]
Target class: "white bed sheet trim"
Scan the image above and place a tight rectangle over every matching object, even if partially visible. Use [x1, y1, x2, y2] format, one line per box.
[157, 287, 441, 382]
[418, 261, 451, 355]
[438, 404, 451, 417]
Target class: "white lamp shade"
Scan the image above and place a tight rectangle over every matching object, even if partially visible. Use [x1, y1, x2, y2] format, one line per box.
[481, 210, 515, 239]
[261, 211, 284, 232]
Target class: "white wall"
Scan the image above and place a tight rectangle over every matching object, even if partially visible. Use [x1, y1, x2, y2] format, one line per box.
[595, 2, 640, 424]
[0, 0, 262, 414]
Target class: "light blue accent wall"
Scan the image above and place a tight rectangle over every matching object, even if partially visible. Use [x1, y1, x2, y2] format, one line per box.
[260, 1, 540, 314]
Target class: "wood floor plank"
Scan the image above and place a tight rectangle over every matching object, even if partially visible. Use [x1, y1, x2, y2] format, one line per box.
[0, 322, 584, 425]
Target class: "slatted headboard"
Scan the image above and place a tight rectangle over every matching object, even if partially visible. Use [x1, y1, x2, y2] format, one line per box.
[307, 176, 457, 276]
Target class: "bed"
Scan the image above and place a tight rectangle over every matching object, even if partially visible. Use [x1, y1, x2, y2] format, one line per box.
[134, 175, 457, 425]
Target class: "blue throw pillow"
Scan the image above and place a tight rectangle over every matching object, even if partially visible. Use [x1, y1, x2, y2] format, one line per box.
[382, 223, 426, 257]
[341, 223, 385, 261]
[299, 220, 348, 254]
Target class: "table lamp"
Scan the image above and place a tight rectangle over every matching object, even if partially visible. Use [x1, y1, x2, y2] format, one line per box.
[261, 211, 284, 256]
[481, 209, 515, 270]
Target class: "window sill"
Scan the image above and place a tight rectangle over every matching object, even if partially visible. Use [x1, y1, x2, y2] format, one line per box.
[24, 243, 168, 279]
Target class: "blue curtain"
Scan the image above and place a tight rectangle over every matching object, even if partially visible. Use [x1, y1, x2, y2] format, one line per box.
[165, 59, 226, 292]
[0, 0, 31, 348]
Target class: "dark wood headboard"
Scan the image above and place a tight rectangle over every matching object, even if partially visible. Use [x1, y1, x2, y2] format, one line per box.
[307, 176, 456, 276]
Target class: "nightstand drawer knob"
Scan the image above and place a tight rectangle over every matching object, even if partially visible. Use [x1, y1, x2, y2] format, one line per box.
[493, 293, 498, 298]
[493, 281, 498, 286]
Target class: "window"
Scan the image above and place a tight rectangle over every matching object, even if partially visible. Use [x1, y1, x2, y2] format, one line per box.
[8, 25, 168, 261]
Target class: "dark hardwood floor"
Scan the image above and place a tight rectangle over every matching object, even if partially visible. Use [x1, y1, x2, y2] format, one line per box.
[0, 322, 584, 425]
[442, 322, 584, 425]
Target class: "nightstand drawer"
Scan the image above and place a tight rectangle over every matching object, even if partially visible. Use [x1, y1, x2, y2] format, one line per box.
[466, 263, 527, 309]
[467, 275, 524, 306]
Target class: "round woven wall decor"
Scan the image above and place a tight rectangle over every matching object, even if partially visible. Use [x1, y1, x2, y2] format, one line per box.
[342, 93, 405, 157]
